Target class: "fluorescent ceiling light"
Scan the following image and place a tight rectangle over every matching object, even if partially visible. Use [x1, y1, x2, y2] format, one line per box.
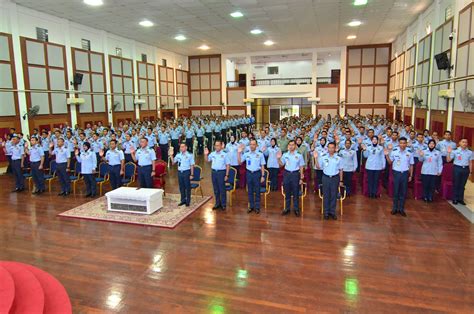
[198, 44, 210, 50]
[230, 11, 244, 18]
[250, 29, 263, 35]
[354, 0, 368, 5]
[139, 20, 154, 27]
[263, 40, 274, 46]
[83, 0, 103, 6]
[175, 35, 186, 41]
[348, 20, 362, 27]
[347, 35, 357, 39]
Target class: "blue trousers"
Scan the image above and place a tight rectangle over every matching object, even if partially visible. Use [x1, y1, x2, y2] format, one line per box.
[197, 137, 204, 155]
[453, 165, 470, 202]
[171, 140, 179, 157]
[109, 164, 121, 190]
[392, 170, 408, 212]
[178, 170, 191, 204]
[322, 174, 338, 215]
[124, 153, 133, 164]
[366, 169, 381, 196]
[268, 167, 279, 191]
[211, 170, 226, 207]
[159, 144, 168, 161]
[283, 170, 299, 211]
[185, 138, 193, 153]
[343, 171, 353, 196]
[138, 165, 153, 188]
[43, 151, 50, 169]
[421, 174, 436, 200]
[11, 159, 24, 189]
[56, 162, 70, 193]
[31, 161, 45, 191]
[83, 173, 96, 195]
[247, 170, 261, 209]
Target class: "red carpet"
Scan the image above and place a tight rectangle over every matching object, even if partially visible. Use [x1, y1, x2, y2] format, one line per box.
[0, 261, 72, 314]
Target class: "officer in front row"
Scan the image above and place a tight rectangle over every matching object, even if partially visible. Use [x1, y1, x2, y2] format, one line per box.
[100, 139, 125, 190]
[49, 138, 71, 196]
[238, 139, 266, 214]
[75, 142, 97, 197]
[10, 135, 25, 192]
[447, 138, 473, 205]
[313, 142, 343, 220]
[277, 140, 305, 217]
[25, 137, 45, 194]
[170, 143, 195, 207]
[131, 138, 156, 188]
[204, 140, 230, 211]
[385, 137, 414, 217]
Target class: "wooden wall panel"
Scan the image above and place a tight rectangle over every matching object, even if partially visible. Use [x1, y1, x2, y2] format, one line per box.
[0, 33, 20, 131]
[189, 54, 221, 108]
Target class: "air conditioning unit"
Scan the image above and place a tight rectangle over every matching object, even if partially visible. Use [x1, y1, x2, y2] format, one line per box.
[134, 98, 146, 105]
[67, 98, 85, 105]
[438, 89, 455, 99]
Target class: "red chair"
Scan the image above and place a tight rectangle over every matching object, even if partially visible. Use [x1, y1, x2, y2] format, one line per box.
[239, 164, 246, 189]
[304, 166, 311, 184]
[155, 146, 163, 161]
[152, 160, 167, 190]
[413, 162, 423, 200]
[277, 167, 284, 190]
[441, 163, 454, 200]
[351, 172, 358, 195]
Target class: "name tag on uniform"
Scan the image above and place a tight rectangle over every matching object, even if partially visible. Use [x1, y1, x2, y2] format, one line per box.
[428, 157, 432, 163]
[458, 155, 462, 161]
[247, 158, 251, 166]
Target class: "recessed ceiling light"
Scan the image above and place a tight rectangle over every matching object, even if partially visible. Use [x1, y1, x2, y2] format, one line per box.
[198, 44, 210, 50]
[264, 40, 274, 46]
[347, 35, 357, 39]
[250, 29, 263, 35]
[348, 20, 362, 27]
[354, 0, 367, 5]
[230, 11, 244, 18]
[83, 0, 103, 6]
[175, 35, 186, 41]
[139, 20, 154, 27]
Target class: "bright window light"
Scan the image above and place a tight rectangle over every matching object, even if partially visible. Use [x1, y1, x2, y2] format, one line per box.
[83, 0, 103, 6]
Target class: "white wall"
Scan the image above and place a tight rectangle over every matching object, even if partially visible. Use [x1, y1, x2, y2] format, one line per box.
[238, 60, 312, 79]
[226, 59, 236, 81]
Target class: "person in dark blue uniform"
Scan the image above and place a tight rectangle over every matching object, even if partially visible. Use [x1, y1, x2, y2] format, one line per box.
[170, 143, 195, 207]
[9, 135, 25, 192]
[100, 139, 125, 190]
[49, 138, 71, 196]
[131, 138, 157, 188]
[25, 136, 45, 194]
[238, 139, 266, 214]
[204, 140, 230, 211]
[447, 138, 473, 205]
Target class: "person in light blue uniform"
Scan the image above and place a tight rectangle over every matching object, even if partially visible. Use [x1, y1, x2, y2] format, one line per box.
[447, 138, 473, 205]
[205, 140, 230, 211]
[419, 139, 443, 202]
[278, 140, 305, 216]
[225, 135, 240, 186]
[265, 138, 280, 191]
[196, 124, 204, 155]
[314, 142, 343, 220]
[362, 136, 385, 198]
[436, 131, 457, 163]
[339, 139, 358, 196]
[49, 138, 71, 196]
[157, 126, 170, 162]
[100, 140, 124, 190]
[238, 139, 266, 214]
[145, 128, 157, 150]
[170, 124, 181, 157]
[385, 137, 414, 216]
[90, 133, 104, 163]
[9, 135, 25, 192]
[185, 124, 194, 153]
[40, 131, 50, 169]
[204, 122, 213, 151]
[131, 138, 157, 188]
[412, 133, 427, 164]
[26, 137, 45, 194]
[75, 142, 97, 197]
[121, 133, 135, 163]
[170, 143, 195, 207]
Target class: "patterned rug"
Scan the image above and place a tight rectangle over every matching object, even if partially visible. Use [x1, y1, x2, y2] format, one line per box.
[58, 194, 211, 229]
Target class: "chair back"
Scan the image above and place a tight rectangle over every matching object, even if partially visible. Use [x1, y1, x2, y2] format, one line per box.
[192, 165, 202, 182]
[260, 169, 270, 193]
[49, 160, 57, 176]
[300, 182, 307, 197]
[441, 162, 454, 182]
[155, 146, 163, 161]
[98, 162, 109, 178]
[124, 162, 136, 179]
[317, 183, 324, 198]
[414, 162, 422, 180]
[154, 160, 167, 177]
[227, 167, 237, 190]
[74, 161, 81, 176]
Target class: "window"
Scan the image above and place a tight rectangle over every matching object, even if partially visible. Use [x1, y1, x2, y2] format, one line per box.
[81, 39, 91, 51]
[267, 66, 279, 75]
[36, 27, 48, 42]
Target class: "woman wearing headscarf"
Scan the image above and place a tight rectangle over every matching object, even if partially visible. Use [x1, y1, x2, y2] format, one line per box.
[419, 139, 443, 202]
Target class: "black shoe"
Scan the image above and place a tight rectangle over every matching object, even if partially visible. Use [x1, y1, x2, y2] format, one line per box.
[85, 193, 91, 197]
[281, 209, 290, 216]
[11, 188, 19, 193]
[255, 209, 260, 214]
[324, 215, 329, 220]
[212, 205, 220, 210]
[220, 207, 226, 211]
[58, 192, 65, 196]
[331, 214, 337, 220]
[247, 208, 254, 214]
[391, 210, 397, 215]
[294, 210, 300, 217]
[63, 192, 70, 196]
[452, 200, 458, 205]
[423, 198, 428, 202]
[459, 200, 466, 206]
[32, 190, 38, 195]
[17, 188, 25, 192]
[400, 211, 407, 217]
[178, 202, 185, 206]
[186, 204, 190, 207]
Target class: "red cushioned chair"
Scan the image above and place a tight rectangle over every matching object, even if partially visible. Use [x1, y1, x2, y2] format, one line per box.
[350, 172, 358, 195]
[441, 163, 454, 200]
[239, 164, 246, 189]
[304, 166, 311, 184]
[154, 146, 162, 161]
[152, 160, 167, 190]
[413, 162, 423, 200]
[277, 166, 284, 190]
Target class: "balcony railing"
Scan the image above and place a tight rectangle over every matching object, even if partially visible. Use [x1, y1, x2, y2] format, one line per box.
[226, 77, 339, 88]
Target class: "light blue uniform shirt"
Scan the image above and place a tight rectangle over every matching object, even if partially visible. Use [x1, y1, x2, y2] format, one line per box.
[174, 151, 195, 171]
[52, 146, 69, 163]
[389, 148, 414, 172]
[225, 142, 239, 166]
[436, 140, 457, 157]
[419, 149, 443, 175]
[122, 141, 135, 154]
[157, 131, 170, 145]
[11, 143, 24, 160]
[338, 148, 357, 172]
[76, 150, 97, 174]
[196, 127, 204, 137]
[266, 146, 281, 169]
[449, 148, 474, 167]
[41, 137, 50, 152]
[105, 149, 124, 166]
[207, 151, 230, 170]
[318, 153, 343, 176]
[241, 150, 266, 171]
[145, 134, 157, 148]
[185, 128, 194, 139]
[363, 145, 386, 170]
[29, 144, 44, 162]
[412, 141, 428, 158]
[170, 129, 181, 140]
[90, 140, 103, 153]
[281, 151, 305, 171]
[135, 147, 157, 166]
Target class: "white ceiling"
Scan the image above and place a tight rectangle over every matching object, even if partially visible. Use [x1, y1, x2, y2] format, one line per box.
[12, 0, 433, 56]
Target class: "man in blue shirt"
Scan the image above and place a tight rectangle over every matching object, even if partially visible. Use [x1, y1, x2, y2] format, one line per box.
[447, 138, 473, 205]
[25, 136, 45, 194]
[385, 137, 414, 216]
[205, 140, 230, 211]
[157, 126, 170, 162]
[238, 139, 266, 214]
[9, 135, 25, 192]
[437, 131, 457, 163]
[131, 138, 157, 188]
[49, 138, 71, 196]
[170, 143, 195, 207]
[100, 140, 125, 190]
[75, 141, 97, 197]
